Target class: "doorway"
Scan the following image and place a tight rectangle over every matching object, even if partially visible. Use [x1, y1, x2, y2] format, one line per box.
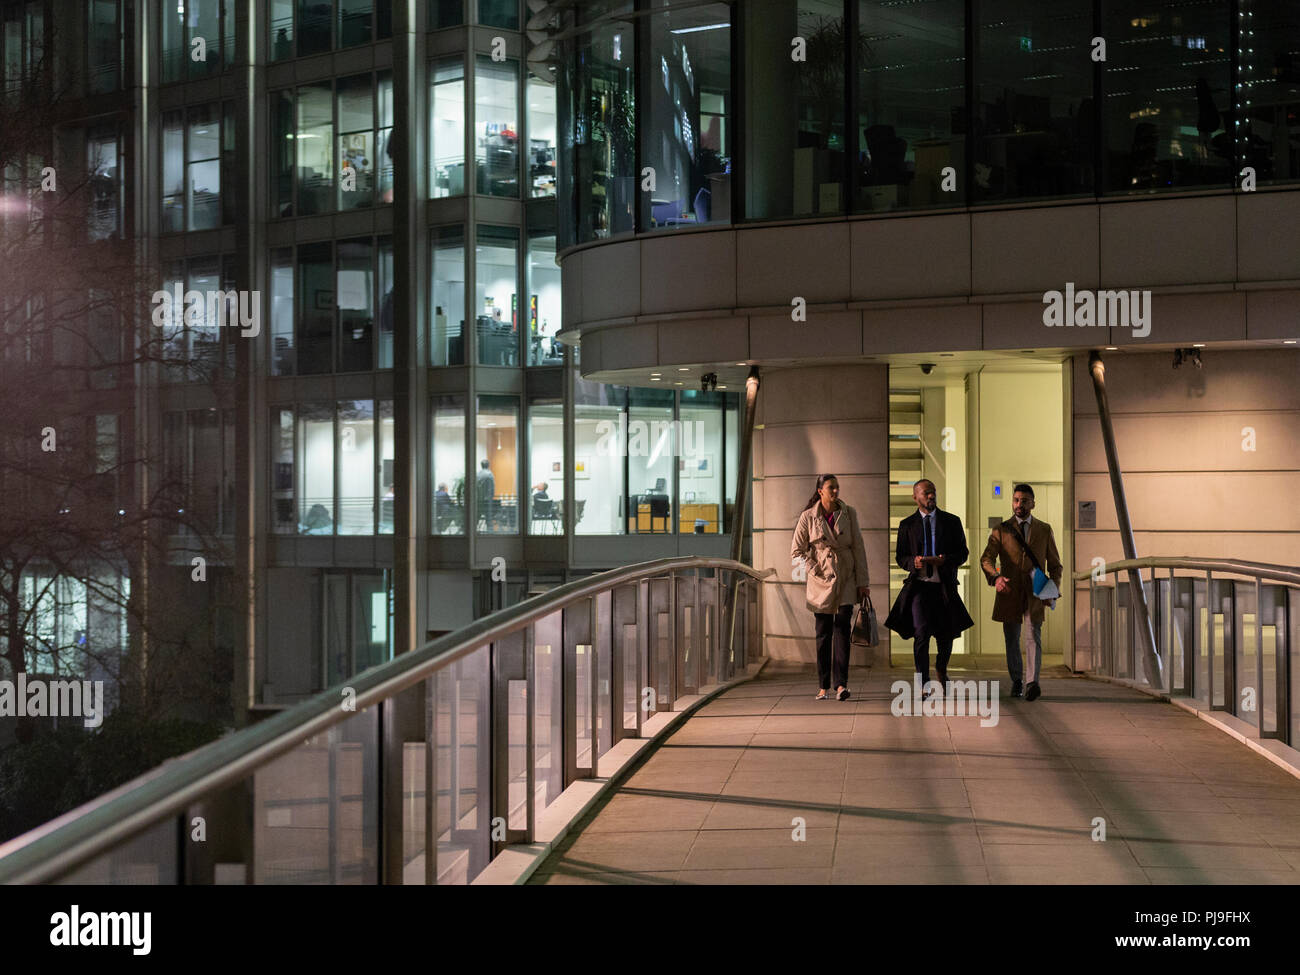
[887, 358, 1070, 670]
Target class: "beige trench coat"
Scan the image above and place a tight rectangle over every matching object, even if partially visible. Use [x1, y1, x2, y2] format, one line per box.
[790, 500, 870, 613]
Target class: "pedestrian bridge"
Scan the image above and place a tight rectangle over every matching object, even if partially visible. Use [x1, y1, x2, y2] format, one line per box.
[1, 556, 1298, 885]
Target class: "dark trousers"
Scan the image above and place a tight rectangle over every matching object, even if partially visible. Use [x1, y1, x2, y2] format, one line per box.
[813, 604, 853, 690]
[911, 583, 953, 684]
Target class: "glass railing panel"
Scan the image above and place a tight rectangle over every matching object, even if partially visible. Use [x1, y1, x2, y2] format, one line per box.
[613, 584, 639, 733]
[1210, 579, 1231, 708]
[1291, 589, 1300, 747]
[1234, 581, 1258, 726]
[57, 816, 178, 884]
[401, 680, 431, 885]
[435, 645, 490, 884]
[532, 611, 564, 811]
[566, 598, 594, 774]
[595, 589, 613, 760]
[701, 571, 717, 686]
[253, 706, 379, 884]
[678, 573, 697, 696]
[650, 576, 673, 712]
[1115, 581, 1132, 681]
[1259, 584, 1283, 737]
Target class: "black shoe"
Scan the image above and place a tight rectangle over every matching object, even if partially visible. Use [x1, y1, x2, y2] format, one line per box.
[837, 687, 850, 701]
[1010, 680, 1023, 698]
[1025, 682, 1041, 701]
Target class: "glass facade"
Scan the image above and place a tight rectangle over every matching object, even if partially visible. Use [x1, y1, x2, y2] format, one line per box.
[431, 225, 466, 366]
[475, 225, 519, 365]
[476, 395, 519, 534]
[555, 0, 1300, 245]
[527, 398, 564, 534]
[526, 226, 562, 365]
[272, 0, 391, 59]
[475, 56, 520, 196]
[430, 57, 466, 198]
[432, 396, 467, 534]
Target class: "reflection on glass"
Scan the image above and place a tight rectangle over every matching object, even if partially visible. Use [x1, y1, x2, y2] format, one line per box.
[298, 241, 333, 374]
[560, 4, 635, 246]
[162, 111, 184, 231]
[526, 229, 562, 365]
[478, 0, 517, 30]
[378, 401, 394, 533]
[297, 0, 330, 56]
[973, 1, 1089, 203]
[297, 83, 334, 215]
[431, 395, 466, 534]
[1241, 7, 1300, 187]
[339, 0, 372, 47]
[475, 56, 519, 196]
[743, 0, 844, 220]
[476, 395, 518, 534]
[337, 237, 373, 372]
[273, 89, 295, 216]
[297, 403, 335, 534]
[642, 2, 730, 230]
[271, 247, 295, 375]
[1103, 2, 1231, 193]
[338, 74, 376, 209]
[271, 0, 293, 59]
[431, 226, 466, 365]
[272, 408, 295, 533]
[377, 237, 394, 367]
[337, 399, 374, 535]
[573, 376, 625, 534]
[628, 388, 673, 534]
[475, 225, 519, 366]
[532, 613, 564, 810]
[188, 103, 222, 229]
[431, 0, 461, 29]
[527, 74, 557, 197]
[435, 647, 491, 883]
[430, 58, 466, 198]
[677, 390, 724, 534]
[859, 0, 965, 210]
[527, 398, 564, 535]
[188, 0, 220, 79]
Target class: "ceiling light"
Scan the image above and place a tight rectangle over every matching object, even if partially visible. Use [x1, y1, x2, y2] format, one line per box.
[670, 23, 729, 35]
[678, 367, 689, 371]
[1192, 343, 1206, 348]
[1284, 340, 1297, 345]
[1105, 346, 1118, 350]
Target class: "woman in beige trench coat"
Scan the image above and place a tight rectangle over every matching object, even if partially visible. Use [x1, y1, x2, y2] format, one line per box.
[790, 474, 870, 700]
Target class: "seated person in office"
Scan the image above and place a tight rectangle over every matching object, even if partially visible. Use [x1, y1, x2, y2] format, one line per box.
[532, 481, 550, 502]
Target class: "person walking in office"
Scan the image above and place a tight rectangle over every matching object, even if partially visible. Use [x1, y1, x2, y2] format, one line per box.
[476, 459, 496, 531]
[884, 479, 974, 698]
[790, 474, 871, 701]
[980, 483, 1063, 701]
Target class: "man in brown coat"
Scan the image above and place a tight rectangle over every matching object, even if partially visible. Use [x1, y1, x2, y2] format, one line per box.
[980, 483, 1063, 701]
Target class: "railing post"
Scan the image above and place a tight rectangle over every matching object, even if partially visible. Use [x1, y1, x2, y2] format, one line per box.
[636, 578, 649, 736]
[1256, 577, 1265, 735]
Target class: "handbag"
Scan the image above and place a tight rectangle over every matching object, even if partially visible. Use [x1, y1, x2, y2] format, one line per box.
[852, 594, 880, 648]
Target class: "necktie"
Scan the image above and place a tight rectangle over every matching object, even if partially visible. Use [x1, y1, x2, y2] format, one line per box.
[924, 515, 933, 558]
[1022, 518, 1030, 545]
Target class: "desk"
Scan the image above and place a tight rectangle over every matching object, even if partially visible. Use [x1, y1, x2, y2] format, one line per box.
[678, 503, 720, 534]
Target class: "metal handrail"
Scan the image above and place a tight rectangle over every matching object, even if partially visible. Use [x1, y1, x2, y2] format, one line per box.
[1073, 556, 1300, 588]
[0, 556, 774, 885]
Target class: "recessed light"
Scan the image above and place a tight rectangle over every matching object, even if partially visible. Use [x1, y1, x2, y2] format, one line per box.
[1105, 346, 1118, 350]
[678, 367, 690, 371]
[1192, 343, 1206, 348]
[734, 362, 746, 366]
[717, 384, 727, 389]
[649, 377, 661, 381]
[1284, 340, 1297, 345]
[674, 381, 683, 385]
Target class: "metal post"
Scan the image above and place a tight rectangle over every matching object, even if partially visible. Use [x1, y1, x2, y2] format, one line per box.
[724, 368, 761, 659]
[1256, 578, 1265, 734]
[1088, 352, 1163, 687]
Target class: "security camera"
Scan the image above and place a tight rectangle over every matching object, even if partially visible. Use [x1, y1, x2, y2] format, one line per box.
[920, 363, 936, 375]
[701, 371, 718, 392]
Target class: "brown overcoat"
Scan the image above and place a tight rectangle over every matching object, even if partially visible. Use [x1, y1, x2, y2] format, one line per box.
[980, 517, 1063, 624]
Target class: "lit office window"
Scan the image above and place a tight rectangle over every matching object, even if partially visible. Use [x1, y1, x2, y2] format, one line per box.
[430, 58, 466, 197]
[642, 2, 730, 230]
[526, 228, 562, 365]
[479, 0, 517, 30]
[298, 83, 335, 215]
[86, 126, 121, 241]
[431, 225, 466, 365]
[1103, 1, 1232, 193]
[527, 398, 564, 535]
[298, 404, 336, 534]
[298, 241, 334, 374]
[337, 237, 374, 372]
[377, 237, 394, 368]
[742, 0, 844, 220]
[527, 75, 557, 197]
[339, 0, 373, 47]
[378, 401, 394, 534]
[337, 400, 374, 535]
[161, 2, 185, 83]
[431, 0, 462, 29]
[377, 72, 394, 202]
[475, 225, 519, 366]
[270, 247, 295, 375]
[272, 409, 296, 533]
[475, 56, 519, 197]
[627, 388, 673, 534]
[972, 0, 1089, 203]
[187, 255, 224, 379]
[858, 0, 965, 210]
[573, 377, 625, 535]
[338, 74, 376, 208]
[273, 89, 295, 216]
[87, 0, 120, 94]
[476, 396, 519, 534]
[677, 391, 724, 534]
[431, 395, 466, 534]
[188, 0, 221, 78]
[559, 6, 635, 246]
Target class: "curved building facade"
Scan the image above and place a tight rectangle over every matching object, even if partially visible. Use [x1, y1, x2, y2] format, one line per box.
[550, 0, 1300, 668]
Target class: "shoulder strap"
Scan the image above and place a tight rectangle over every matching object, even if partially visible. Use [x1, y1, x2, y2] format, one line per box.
[1004, 520, 1044, 572]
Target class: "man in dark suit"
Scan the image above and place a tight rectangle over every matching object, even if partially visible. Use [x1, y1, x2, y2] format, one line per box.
[885, 479, 975, 698]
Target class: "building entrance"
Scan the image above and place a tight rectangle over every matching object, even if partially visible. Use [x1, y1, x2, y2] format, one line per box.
[887, 358, 1069, 671]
